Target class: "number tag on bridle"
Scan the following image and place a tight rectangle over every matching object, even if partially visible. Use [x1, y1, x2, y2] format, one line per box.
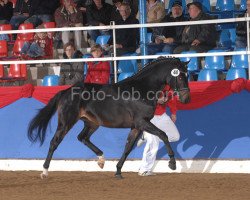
[171, 69, 180, 77]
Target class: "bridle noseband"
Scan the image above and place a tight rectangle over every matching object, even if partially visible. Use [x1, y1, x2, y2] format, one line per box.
[169, 69, 190, 95]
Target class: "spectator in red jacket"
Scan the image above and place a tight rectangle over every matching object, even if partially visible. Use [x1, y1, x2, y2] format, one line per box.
[85, 44, 110, 84]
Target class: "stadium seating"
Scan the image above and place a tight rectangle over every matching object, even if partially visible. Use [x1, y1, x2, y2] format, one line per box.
[0, 24, 13, 41]
[180, 51, 200, 73]
[17, 23, 34, 41]
[226, 68, 247, 80]
[198, 69, 218, 81]
[0, 40, 8, 58]
[0, 64, 27, 85]
[215, 0, 235, 11]
[12, 39, 26, 57]
[118, 52, 138, 73]
[230, 48, 248, 69]
[42, 75, 59, 86]
[203, 49, 226, 71]
[0, 64, 4, 78]
[216, 29, 232, 50]
[118, 72, 134, 82]
[96, 35, 111, 45]
[239, 0, 247, 11]
[146, 32, 153, 44]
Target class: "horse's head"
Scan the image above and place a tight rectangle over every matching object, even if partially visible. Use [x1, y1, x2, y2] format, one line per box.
[168, 60, 190, 104]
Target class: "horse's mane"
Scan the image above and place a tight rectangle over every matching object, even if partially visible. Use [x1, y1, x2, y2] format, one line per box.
[117, 56, 181, 84]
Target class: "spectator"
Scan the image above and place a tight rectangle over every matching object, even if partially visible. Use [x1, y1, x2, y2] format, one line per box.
[235, 13, 247, 49]
[0, 0, 13, 24]
[173, 1, 217, 54]
[137, 85, 180, 176]
[85, 44, 110, 84]
[59, 42, 84, 85]
[147, 1, 186, 55]
[108, 2, 139, 56]
[20, 24, 52, 58]
[75, 0, 92, 25]
[111, 0, 123, 22]
[10, 0, 30, 30]
[55, 0, 84, 51]
[136, 0, 165, 23]
[24, 0, 60, 27]
[86, 0, 113, 43]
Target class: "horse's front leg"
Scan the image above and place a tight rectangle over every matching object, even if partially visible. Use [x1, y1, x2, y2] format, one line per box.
[142, 120, 176, 170]
[116, 129, 140, 179]
[77, 121, 104, 168]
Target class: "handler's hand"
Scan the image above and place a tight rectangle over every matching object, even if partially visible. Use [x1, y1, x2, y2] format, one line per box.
[171, 114, 177, 123]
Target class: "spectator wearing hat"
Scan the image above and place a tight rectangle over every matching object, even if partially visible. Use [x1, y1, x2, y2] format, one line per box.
[147, 1, 186, 54]
[173, 1, 217, 54]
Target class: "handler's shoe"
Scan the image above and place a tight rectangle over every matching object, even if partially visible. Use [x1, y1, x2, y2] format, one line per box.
[138, 171, 156, 176]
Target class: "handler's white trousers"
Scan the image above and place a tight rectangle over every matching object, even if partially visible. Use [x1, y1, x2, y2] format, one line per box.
[139, 113, 180, 173]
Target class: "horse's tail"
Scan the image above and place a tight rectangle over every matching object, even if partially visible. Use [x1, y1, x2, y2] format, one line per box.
[28, 90, 65, 145]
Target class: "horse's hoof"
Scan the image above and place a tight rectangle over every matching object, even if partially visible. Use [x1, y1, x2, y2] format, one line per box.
[97, 157, 105, 169]
[168, 160, 176, 170]
[40, 173, 48, 179]
[115, 174, 123, 179]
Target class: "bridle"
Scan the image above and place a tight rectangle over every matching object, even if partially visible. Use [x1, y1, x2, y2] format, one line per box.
[169, 68, 190, 95]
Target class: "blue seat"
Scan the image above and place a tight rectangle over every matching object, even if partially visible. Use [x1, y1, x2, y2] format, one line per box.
[239, 0, 247, 11]
[216, 11, 236, 30]
[42, 75, 59, 86]
[146, 32, 153, 44]
[215, 0, 235, 11]
[198, 69, 218, 81]
[216, 29, 232, 50]
[228, 28, 236, 48]
[180, 51, 200, 72]
[119, 53, 138, 73]
[230, 48, 249, 69]
[118, 72, 134, 82]
[82, 53, 92, 77]
[226, 68, 247, 80]
[95, 35, 111, 45]
[204, 49, 226, 71]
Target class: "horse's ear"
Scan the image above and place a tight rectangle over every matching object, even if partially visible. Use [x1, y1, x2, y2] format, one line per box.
[182, 60, 190, 67]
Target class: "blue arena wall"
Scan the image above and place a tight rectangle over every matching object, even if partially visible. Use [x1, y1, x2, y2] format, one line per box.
[0, 90, 250, 160]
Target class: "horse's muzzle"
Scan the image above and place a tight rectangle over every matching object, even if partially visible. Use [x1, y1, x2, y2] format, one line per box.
[179, 90, 191, 104]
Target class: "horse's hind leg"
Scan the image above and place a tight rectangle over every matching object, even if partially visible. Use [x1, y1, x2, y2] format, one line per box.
[77, 121, 104, 168]
[41, 126, 69, 179]
[140, 120, 176, 170]
[116, 128, 140, 179]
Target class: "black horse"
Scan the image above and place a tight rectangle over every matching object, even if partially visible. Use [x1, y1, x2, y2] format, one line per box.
[28, 57, 190, 179]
